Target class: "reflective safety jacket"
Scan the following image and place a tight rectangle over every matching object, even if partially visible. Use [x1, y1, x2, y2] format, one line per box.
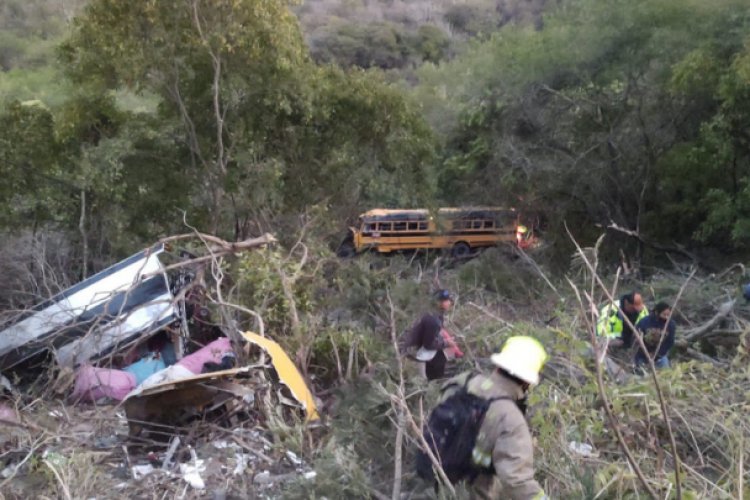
[596, 300, 648, 339]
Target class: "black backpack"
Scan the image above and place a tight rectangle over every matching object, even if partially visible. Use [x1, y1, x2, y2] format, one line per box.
[415, 375, 512, 485]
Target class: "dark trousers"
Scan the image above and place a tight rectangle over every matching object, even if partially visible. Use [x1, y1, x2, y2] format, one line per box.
[425, 351, 447, 380]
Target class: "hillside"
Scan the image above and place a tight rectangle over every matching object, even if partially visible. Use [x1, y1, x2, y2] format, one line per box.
[297, 0, 554, 69]
[1, 0, 750, 498]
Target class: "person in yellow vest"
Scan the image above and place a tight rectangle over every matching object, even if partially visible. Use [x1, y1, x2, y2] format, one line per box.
[596, 292, 648, 348]
[437, 336, 549, 499]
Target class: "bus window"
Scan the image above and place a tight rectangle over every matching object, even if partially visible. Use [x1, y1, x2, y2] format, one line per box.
[407, 222, 418, 230]
[378, 222, 393, 232]
[473, 221, 482, 229]
[483, 220, 494, 229]
[394, 222, 407, 231]
[418, 222, 428, 230]
[364, 223, 376, 233]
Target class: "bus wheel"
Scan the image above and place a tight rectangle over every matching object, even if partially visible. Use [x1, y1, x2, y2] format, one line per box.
[451, 242, 471, 258]
[337, 242, 356, 258]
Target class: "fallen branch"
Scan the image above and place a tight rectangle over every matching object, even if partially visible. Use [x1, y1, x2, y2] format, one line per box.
[159, 233, 276, 272]
[711, 262, 746, 281]
[685, 347, 727, 367]
[44, 458, 72, 500]
[681, 301, 735, 343]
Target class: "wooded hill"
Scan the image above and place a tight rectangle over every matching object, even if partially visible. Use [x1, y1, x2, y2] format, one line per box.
[1, 0, 750, 285]
[1, 1, 750, 498]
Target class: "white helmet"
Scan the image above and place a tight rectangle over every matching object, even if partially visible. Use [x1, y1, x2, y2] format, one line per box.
[490, 336, 548, 386]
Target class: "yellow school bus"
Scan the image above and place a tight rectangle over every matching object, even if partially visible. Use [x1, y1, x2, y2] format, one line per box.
[337, 207, 526, 257]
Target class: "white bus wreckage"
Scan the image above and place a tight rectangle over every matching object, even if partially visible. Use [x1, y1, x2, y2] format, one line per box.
[0, 244, 178, 371]
[0, 237, 319, 424]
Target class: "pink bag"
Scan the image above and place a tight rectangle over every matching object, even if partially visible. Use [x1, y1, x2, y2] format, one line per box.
[72, 365, 136, 402]
[177, 337, 233, 374]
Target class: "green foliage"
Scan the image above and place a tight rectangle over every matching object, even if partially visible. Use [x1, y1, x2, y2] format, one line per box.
[58, 0, 437, 238]
[443, 3, 498, 38]
[0, 0, 83, 107]
[415, 25, 451, 64]
[309, 21, 452, 68]
[309, 20, 412, 69]
[237, 248, 316, 337]
[0, 100, 60, 226]
[656, 38, 750, 248]
[456, 247, 546, 300]
[416, 0, 750, 259]
[0, 66, 72, 107]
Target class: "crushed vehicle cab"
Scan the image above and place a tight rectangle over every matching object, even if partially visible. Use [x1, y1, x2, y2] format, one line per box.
[0, 244, 188, 371]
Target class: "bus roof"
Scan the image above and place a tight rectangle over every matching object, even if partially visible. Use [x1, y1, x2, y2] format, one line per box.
[359, 207, 516, 221]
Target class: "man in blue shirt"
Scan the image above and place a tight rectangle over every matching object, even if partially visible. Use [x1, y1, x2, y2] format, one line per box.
[634, 302, 675, 370]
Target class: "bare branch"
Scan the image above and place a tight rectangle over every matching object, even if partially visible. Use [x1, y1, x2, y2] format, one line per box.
[566, 275, 657, 498]
[680, 300, 735, 343]
[607, 222, 702, 266]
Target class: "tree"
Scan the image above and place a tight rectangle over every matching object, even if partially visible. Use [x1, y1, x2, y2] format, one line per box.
[418, 0, 750, 261]
[60, 0, 308, 234]
[0, 100, 60, 227]
[61, 0, 437, 240]
[657, 39, 750, 249]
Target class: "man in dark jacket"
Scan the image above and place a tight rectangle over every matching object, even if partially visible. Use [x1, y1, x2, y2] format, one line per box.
[403, 290, 461, 380]
[635, 302, 675, 370]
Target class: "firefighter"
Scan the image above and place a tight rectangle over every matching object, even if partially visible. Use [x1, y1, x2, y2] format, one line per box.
[438, 336, 549, 499]
[596, 292, 649, 348]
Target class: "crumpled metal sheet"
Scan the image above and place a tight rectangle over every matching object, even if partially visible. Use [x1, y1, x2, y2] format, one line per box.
[122, 366, 256, 438]
[122, 332, 319, 437]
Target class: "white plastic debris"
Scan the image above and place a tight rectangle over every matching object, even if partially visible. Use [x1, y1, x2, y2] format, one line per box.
[285, 450, 302, 466]
[303, 471, 317, 480]
[1, 465, 17, 479]
[232, 453, 250, 475]
[0, 374, 14, 393]
[178, 446, 206, 489]
[213, 440, 230, 449]
[568, 441, 597, 457]
[179, 461, 206, 489]
[131, 464, 155, 480]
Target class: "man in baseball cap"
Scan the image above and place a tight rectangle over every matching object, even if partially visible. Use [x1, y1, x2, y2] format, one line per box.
[402, 289, 461, 380]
